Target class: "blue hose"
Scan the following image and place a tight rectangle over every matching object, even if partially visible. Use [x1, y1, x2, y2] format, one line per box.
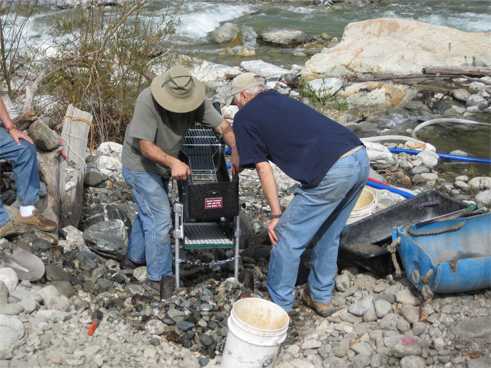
[366, 181, 415, 198]
[388, 148, 491, 164]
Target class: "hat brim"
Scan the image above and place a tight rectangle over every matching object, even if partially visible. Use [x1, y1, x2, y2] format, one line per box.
[151, 72, 205, 113]
[230, 80, 264, 96]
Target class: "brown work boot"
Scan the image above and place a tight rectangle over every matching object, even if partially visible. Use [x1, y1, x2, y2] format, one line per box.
[302, 289, 338, 318]
[14, 209, 57, 232]
[0, 221, 17, 238]
[120, 255, 145, 270]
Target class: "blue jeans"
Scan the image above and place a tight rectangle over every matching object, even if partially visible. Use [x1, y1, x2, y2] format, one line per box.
[0, 128, 40, 227]
[267, 147, 370, 312]
[122, 166, 173, 281]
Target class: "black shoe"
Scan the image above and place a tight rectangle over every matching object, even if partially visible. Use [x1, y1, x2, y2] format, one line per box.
[120, 255, 145, 270]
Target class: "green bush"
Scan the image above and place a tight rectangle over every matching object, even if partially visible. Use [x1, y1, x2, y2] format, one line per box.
[41, 0, 182, 144]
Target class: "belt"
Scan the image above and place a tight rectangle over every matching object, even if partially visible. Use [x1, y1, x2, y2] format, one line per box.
[339, 145, 363, 159]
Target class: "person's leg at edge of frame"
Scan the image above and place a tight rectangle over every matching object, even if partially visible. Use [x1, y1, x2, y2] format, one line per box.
[308, 148, 370, 306]
[0, 129, 40, 212]
[122, 167, 173, 282]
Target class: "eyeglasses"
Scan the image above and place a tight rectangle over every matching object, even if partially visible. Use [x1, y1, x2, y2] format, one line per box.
[162, 75, 195, 88]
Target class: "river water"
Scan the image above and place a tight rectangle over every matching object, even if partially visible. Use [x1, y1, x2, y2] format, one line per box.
[10, 0, 491, 172]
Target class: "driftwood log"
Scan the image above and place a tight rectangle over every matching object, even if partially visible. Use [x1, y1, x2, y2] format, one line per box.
[36, 147, 62, 239]
[59, 105, 92, 229]
[422, 66, 491, 77]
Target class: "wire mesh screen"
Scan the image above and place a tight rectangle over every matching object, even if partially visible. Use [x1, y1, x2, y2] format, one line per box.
[181, 128, 222, 183]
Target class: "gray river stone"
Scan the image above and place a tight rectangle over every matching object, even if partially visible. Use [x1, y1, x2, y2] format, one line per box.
[84, 219, 128, 260]
[0, 315, 25, 349]
[145, 319, 165, 335]
[0, 303, 24, 315]
[390, 337, 422, 358]
[455, 317, 491, 338]
[400, 355, 426, 368]
[468, 355, 491, 368]
[10, 289, 43, 303]
[256, 27, 308, 48]
[374, 299, 392, 318]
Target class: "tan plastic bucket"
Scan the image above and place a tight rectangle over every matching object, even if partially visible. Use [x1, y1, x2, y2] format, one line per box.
[346, 186, 377, 225]
[221, 298, 290, 368]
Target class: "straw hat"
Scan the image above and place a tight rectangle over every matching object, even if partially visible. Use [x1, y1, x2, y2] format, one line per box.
[150, 66, 205, 113]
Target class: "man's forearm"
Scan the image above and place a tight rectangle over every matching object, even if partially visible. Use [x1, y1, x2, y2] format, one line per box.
[139, 139, 179, 168]
[0, 99, 14, 129]
[256, 161, 282, 216]
[216, 120, 238, 153]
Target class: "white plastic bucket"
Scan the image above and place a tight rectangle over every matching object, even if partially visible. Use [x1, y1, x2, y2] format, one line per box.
[221, 298, 290, 368]
[346, 186, 377, 225]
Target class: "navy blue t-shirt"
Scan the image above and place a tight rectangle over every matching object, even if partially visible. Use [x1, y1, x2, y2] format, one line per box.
[234, 90, 362, 188]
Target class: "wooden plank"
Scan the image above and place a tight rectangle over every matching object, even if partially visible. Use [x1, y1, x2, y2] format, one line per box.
[422, 66, 491, 77]
[59, 105, 92, 229]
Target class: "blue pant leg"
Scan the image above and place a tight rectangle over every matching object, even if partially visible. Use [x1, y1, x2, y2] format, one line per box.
[267, 187, 341, 312]
[308, 149, 370, 304]
[0, 128, 40, 224]
[122, 166, 172, 281]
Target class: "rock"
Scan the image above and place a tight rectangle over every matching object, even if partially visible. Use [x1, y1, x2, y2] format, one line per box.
[97, 142, 123, 155]
[84, 219, 128, 260]
[237, 46, 255, 57]
[84, 170, 105, 187]
[400, 304, 420, 324]
[303, 18, 491, 78]
[364, 142, 398, 170]
[0, 281, 9, 304]
[0, 315, 25, 349]
[475, 190, 491, 205]
[0, 267, 19, 292]
[400, 355, 426, 368]
[145, 319, 165, 335]
[468, 355, 491, 368]
[390, 337, 422, 358]
[256, 27, 308, 48]
[337, 82, 417, 109]
[240, 60, 291, 79]
[0, 303, 24, 315]
[469, 177, 491, 191]
[27, 119, 60, 152]
[307, 78, 343, 97]
[213, 22, 242, 46]
[452, 89, 471, 102]
[396, 289, 419, 305]
[45, 264, 71, 282]
[416, 150, 439, 168]
[374, 299, 392, 318]
[455, 317, 491, 338]
[466, 94, 488, 110]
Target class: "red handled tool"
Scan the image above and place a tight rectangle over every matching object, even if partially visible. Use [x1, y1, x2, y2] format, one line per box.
[59, 139, 80, 169]
[88, 309, 103, 336]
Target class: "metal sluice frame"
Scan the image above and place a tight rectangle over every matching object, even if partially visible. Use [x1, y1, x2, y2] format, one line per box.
[174, 203, 240, 288]
[173, 126, 240, 288]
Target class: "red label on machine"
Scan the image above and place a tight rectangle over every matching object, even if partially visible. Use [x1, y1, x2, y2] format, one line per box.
[205, 198, 223, 209]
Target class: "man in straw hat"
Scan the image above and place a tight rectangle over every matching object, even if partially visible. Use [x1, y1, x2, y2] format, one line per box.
[121, 66, 241, 296]
[231, 73, 368, 317]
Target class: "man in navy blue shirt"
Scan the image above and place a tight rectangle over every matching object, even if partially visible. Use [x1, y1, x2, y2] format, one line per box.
[232, 73, 369, 316]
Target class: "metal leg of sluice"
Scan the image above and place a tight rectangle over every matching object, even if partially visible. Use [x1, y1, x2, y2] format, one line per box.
[174, 203, 183, 288]
[234, 215, 241, 280]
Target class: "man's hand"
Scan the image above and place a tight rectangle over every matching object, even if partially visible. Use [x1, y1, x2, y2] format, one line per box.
[268, 218, 280, 246]
[10, 128, 34, 146]
[229, 150, 243, 175]
[170, 160, 191, 180]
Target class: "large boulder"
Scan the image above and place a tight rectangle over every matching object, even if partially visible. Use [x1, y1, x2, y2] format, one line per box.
[303, 18, 491, 78]
[212, 22, 242, 47]
[256, 27, 309, 48]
